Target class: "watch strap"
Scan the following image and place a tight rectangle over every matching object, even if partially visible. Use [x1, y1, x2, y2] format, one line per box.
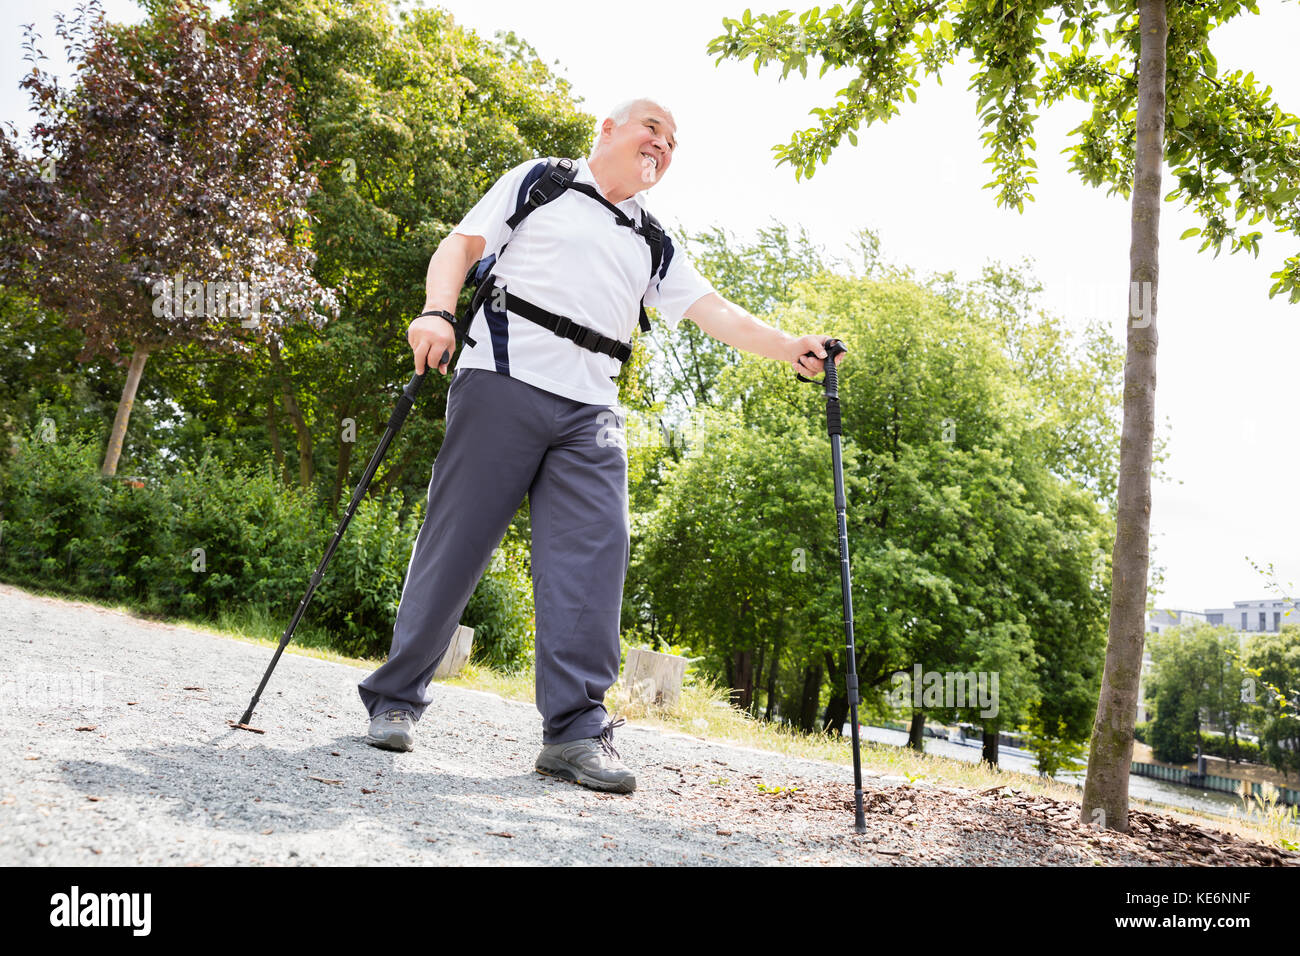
[418, 309, 458, 326]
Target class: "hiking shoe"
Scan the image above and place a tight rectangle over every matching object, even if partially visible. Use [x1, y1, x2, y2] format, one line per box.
[535, 716, 636, 793]
[366, 708, 415, 752]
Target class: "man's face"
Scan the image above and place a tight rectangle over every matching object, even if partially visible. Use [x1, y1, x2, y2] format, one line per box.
[604, 103, 676, 187]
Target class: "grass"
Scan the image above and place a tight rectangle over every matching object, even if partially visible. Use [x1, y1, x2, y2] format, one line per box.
[6, 577, 1296, 851]
[1226, 780, 1300, 852]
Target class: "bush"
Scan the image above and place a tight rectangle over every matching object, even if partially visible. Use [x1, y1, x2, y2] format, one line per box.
[1200, 731, 1262, 764]
[309, 490, 422, 660]
[463, 526, 536, 672]
[1149, 709, 1197, 764]
[0, 419, 111, 587]
[0, 417, 538, 670]
[160, 445, 321, 619]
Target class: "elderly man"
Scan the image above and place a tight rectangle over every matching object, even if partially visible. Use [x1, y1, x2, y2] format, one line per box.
[357, 97, 843, 793]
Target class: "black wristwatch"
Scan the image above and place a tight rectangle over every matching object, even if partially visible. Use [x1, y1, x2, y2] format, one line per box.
[418, 308, 458, 327]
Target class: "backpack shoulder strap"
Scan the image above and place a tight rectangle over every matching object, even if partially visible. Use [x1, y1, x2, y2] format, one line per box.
[505, 157, 578, 230]
[639, 209, 664, 283]
[636, 209, 666, 333]
[463, 157, 552, 286]
[466, 158, 570, 321]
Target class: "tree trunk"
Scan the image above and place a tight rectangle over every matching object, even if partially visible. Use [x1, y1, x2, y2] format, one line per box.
[821, 691, 848, 737]
[732, 648, 754, 711]
[268, 338, 313, 490]
[821, 651, 848, 735]
[1082, 0, 1167, 836]
[332, 409, 354, 517]
[750, 641, 766, 717]
[101, 344, 151, 476]
[266, 393, 286, 482]
[374, 444, 412, 499]
[764, 638, 781, 722]
[798, 663, 822, 732]
[982, 721, 1000, 767]
[908, 710, 925, 751]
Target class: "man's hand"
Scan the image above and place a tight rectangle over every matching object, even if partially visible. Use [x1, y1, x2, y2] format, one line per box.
[787, 334, 845, 378]
[409, 312, 456, 375]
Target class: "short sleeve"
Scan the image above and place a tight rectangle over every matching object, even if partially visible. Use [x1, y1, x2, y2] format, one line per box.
[643, 232, 716, 330]
[450, 158, 546, 259]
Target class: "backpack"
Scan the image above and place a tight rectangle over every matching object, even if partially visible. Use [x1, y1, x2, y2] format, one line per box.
[462, 157, 668, 363]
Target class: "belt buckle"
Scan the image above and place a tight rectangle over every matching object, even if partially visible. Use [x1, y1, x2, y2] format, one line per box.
[553, 315, 572, 339]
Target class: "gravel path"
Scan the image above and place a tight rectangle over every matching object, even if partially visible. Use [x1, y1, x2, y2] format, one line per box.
[2, 582, 1295, 867]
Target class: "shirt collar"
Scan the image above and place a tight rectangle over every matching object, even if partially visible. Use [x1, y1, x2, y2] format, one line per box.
[575, 155, 647, 212]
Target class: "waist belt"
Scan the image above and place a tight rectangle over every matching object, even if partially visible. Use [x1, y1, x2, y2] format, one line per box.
[469, 276, 634, 364]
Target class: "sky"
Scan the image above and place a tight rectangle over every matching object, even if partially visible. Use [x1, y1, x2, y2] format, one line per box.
[2, 0, 1297, 613]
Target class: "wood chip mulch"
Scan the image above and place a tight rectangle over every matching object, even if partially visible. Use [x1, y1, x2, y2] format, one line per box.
[646, 762, 1300, 866]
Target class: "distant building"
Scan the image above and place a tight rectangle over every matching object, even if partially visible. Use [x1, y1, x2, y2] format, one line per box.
[1203, 598, 1298, 634]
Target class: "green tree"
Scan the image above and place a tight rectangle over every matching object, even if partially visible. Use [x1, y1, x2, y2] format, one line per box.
[1146, 625, 1215, 762]
[1145, 622, 1254, 764]
[637, 266, 1111, 758]
[0, 0, 335, 476]
[1243, 624, 1300, 781]
[706, 0, 1300, 831]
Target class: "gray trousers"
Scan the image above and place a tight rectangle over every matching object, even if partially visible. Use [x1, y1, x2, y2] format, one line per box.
[357, 367, 629, 745]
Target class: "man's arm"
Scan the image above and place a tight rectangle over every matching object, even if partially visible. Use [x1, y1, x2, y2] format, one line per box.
[423, 232, 485, 315]
[684, 292, 791, 360]
[409, 232, 487, 375]
[683, 291, 843, 375]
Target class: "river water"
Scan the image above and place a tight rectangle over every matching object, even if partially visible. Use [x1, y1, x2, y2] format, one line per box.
[852, 724, 1295, 827]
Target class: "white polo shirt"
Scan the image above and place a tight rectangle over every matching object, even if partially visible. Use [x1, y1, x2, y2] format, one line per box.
[450, 155, 716, 406]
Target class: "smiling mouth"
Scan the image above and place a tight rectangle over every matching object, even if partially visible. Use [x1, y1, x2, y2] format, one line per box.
[640, 151, 658, 170]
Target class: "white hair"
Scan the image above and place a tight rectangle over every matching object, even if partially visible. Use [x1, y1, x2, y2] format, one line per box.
[588, 98, 676, 157]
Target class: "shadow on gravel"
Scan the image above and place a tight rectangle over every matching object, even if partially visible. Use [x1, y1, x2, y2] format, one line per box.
[48, 731, 682, 862]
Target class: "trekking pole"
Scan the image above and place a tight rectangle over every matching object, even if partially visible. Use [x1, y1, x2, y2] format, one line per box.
[233, 351, 447, 730]
[797, 338, 867, 833]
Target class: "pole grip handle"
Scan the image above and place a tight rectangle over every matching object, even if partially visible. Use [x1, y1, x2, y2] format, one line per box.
[822, 339, 846, 392]
[795, 337, 848, 384]
[387, 352, 445, 430]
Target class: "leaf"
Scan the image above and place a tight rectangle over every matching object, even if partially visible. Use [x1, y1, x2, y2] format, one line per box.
[1179, 227, 1201, 239]
[940, 20, 954, 42]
